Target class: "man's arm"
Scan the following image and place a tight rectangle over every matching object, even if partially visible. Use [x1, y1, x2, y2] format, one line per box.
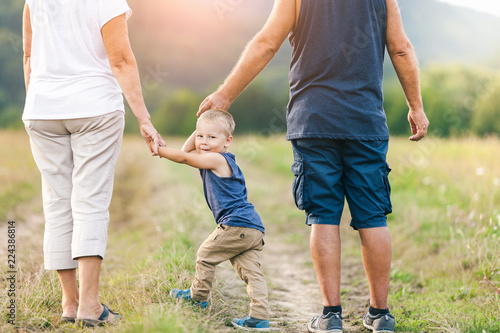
[198, 0, 296, 116]
[101, 14, 165, 154]
[386, 0, 429, 141]
[22, 4, 32, 92]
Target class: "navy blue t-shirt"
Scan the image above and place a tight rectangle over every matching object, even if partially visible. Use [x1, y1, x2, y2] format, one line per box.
[287, 0, 389, 141]
[199, 152, 265, 233]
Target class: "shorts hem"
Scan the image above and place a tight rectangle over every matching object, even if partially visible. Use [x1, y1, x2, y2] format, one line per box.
[350, 218, 388, 230]
[305, 214, 342, 226]
[44, 260, 79, 271]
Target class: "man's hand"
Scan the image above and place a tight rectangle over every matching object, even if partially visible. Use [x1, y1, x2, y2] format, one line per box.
[197, 90, 232, 117]
[408, 108, 429, 141]
[139, 119, 166, 155]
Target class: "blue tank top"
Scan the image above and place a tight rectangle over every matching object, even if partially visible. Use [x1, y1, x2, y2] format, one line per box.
[199, 153, 264, 233]
[287, 0, 389, 141]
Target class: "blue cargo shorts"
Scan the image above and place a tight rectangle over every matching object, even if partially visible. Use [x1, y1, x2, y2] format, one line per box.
[291, 139, 392, 230]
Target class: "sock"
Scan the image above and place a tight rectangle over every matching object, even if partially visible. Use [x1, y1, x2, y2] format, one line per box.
[323, 305, 342, 316]
[369, 306, 389, 316]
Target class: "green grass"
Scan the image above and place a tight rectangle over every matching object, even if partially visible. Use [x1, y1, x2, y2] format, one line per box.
[1, 132, 499, 332]
[385, 136, 500, 332]
[0, 130, 40, 220]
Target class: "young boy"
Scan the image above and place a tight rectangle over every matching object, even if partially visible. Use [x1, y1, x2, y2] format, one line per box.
[153, 110, 271, 331]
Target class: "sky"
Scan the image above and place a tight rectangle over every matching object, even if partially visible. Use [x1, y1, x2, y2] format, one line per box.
[437, 0, 500, 18]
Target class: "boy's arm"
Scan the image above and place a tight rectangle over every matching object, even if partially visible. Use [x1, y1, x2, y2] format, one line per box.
[152, 142, 227, 171]
[158, 147, 227, 171]
[181, 131, 196, 153]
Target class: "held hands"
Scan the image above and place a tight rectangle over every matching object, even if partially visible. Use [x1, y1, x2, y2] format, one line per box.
[197, 90, 232, 117]
[408, 108, 429, 142]
[138, 119, 166, 156]
[147, 137, 161, 156]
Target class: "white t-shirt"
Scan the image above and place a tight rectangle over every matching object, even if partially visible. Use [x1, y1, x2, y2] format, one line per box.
[23, 0, 132, 120]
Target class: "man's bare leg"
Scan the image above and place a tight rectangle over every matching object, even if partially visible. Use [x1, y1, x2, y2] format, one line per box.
[359, 227, 392, 309]
[310, 224, 342, 307]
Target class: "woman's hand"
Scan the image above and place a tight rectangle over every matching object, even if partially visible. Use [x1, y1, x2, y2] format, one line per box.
[139, 119, 166, 156]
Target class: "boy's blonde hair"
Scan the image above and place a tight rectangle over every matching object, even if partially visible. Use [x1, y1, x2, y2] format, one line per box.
[197, 110, 235, 137]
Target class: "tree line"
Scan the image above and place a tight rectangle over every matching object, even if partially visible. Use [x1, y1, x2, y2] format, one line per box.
[2, 60, 499, 138]
[143, 65, 500, 138]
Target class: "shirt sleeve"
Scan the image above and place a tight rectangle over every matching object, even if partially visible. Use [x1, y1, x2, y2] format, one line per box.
[99, 0, 132, 29]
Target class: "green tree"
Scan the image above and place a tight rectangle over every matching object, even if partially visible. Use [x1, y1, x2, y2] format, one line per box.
[230, 80, 287, 134]
[152, 89, 200, 136]
[0, 0, 25, 128]
[420, 65, 492, 136]
[471, 77, 500, 136]
[384, 77, 411, 136]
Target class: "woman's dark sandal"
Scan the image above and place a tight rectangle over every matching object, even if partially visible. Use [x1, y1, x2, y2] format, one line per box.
[61, 316, 76, 323]
[77, 304, 121, 328]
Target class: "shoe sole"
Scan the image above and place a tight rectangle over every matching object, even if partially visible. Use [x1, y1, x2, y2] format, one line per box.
[306, 323, 342, 333]
[60, 316, 76, 323]
[231, 322, 270, 331]
[363, 321, 393, 333]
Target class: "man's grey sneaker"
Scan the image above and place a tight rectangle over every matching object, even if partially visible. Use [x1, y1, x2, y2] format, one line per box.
[169, 288, 208, 309]
[363, 312, 395, 332]
[307, 312, 342, 333]
[231, 316, 270, 331]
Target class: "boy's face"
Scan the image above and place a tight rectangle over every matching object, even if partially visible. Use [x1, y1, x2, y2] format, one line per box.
[195, 121, 232, 154]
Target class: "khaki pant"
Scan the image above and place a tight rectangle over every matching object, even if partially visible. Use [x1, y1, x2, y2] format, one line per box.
[24, 111, 124, 270]
[191, 224, 270, 320]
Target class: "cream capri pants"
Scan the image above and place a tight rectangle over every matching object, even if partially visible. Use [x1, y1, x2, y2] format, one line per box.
[24, 111, 124, 270]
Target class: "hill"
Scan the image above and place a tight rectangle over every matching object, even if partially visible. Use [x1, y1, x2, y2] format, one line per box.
[126, 0, 500, 90]
[398, 0, 500, 65]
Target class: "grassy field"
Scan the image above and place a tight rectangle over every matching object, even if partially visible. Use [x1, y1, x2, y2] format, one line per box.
[0, 130, 499, 332]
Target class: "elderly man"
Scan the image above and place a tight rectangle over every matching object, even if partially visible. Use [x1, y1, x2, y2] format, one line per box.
[198, 0, 428, 332]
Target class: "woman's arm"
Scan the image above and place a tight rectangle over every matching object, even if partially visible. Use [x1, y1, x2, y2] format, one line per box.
[101, 14, 165, 154]
[22, 4, 32, 92]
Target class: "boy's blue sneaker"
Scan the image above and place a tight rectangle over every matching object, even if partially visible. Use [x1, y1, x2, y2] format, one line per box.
[169, 288, 208, 309]
[231, 316, 270, 331]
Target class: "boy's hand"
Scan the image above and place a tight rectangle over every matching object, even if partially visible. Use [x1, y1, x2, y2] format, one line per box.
[147, 136, 165, 157]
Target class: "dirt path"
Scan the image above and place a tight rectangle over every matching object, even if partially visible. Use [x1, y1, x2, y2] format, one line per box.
[215, 227, 371, 332]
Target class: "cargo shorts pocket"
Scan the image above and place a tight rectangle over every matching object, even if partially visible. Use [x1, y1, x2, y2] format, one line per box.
[291, 160, 306, 210]
[383, 164, 392, 215]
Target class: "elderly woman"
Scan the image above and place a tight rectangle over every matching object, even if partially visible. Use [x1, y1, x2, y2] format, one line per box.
[22, 0, 164, 327]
